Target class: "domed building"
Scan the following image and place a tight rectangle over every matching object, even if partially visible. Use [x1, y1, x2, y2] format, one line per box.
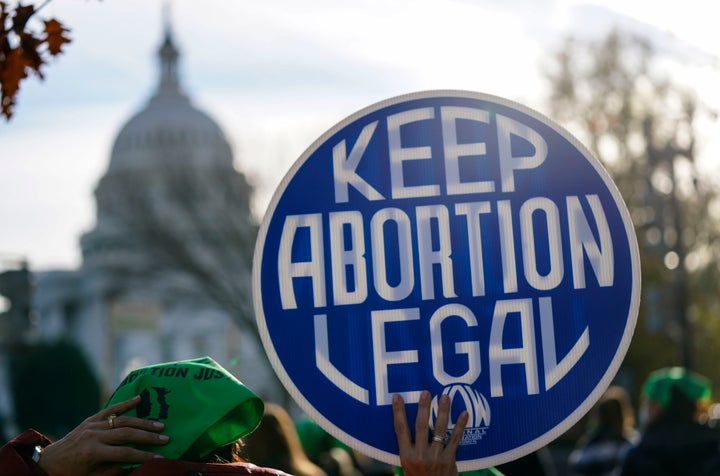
[31, 23, 276, 401]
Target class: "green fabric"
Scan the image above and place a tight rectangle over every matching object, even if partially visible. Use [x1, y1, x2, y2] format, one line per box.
[104, 356, 264, 462]
[296, 418, 349, 460]
[642, 366, 712, 409]
[461, 470, 505, 476]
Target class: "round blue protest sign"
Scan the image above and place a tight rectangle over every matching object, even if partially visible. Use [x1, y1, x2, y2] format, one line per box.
[253, 90, 640, 470]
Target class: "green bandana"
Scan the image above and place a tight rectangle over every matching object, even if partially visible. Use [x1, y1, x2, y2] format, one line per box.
[642, 366, 712, 409]
[104, 356, 264, 461]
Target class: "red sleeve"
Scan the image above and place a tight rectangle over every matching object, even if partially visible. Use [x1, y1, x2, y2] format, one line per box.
[129, 459, 294, 476]
[0, 429, 53, 476]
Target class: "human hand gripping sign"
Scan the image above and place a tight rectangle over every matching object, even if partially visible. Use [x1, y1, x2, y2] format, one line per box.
[393, 390, 469, 476]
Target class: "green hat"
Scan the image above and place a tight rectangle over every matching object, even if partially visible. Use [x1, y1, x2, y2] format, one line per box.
[296, 418, 349, 461]
[642, 366, 712, 409]
[104, 356, 264, 462]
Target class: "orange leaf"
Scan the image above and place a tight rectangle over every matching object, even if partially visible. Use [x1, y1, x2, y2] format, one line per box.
[43, 18, 71, 56]
[1, 2, 8, 29]
[0, 47, 29, 97]
[0, 3, 9, 54]
[11, 3, 34, 34]
[0, 31, 9, 58]
[19, 32, 43, 74]
[0, 47, 30, 119]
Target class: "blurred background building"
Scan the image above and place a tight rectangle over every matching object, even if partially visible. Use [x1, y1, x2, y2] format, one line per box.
[0, 19, 278, 438]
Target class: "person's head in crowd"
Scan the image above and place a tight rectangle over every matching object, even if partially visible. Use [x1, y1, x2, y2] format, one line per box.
[296, 417, 362, 476]
[242, 402, 326, 476]
[104, 356, 264, 463]
[640, 366, 712, 428]
[595, 385, 635, 438]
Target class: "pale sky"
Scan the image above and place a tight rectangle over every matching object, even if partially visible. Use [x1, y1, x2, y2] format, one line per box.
[1, 0, 718, 272]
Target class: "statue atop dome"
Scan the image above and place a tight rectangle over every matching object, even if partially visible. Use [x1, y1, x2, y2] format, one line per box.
[157, 5, 182, 96]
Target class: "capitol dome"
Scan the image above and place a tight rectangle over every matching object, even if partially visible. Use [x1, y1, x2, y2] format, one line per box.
[107, 26, 233, 174]
[82, 23, 250, 270]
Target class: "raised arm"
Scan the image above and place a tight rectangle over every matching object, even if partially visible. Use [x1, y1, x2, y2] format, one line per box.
[393, 390, 469, 476]
[37, 395, 168, 476]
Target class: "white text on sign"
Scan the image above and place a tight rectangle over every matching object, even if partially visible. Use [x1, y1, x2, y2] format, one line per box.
[277, 196, 613, 309]
[333, 106, 547, 202]
[275, 103, 614, 405]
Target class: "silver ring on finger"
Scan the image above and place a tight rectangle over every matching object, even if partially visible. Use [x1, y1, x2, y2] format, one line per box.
[432, 434, 446, 444]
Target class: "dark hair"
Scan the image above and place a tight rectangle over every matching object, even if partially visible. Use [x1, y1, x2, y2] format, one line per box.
[200, 440, 244, 463]
[649, 385, 697, 428]
[242, 402, 325, 476]
[598, 395, 626, 436]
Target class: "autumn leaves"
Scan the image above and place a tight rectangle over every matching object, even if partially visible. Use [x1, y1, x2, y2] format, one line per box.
[0, 1, 72, 119]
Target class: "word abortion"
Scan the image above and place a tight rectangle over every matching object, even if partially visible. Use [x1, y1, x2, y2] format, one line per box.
[278, 194, 613, 311]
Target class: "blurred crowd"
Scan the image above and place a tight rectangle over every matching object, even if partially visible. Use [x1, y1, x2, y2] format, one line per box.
[3, 361, 720, 476]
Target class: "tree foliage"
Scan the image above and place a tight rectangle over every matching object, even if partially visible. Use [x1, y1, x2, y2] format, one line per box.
[0, 0, 71, 119]
[99, 163, 258, 333]
[96, 162, 287, 404]
[545, 30, 720, 397]
[9, 339, 100, 439]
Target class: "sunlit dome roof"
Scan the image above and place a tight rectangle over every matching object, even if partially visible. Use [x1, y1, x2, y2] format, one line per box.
[107, 25, 233, 173]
